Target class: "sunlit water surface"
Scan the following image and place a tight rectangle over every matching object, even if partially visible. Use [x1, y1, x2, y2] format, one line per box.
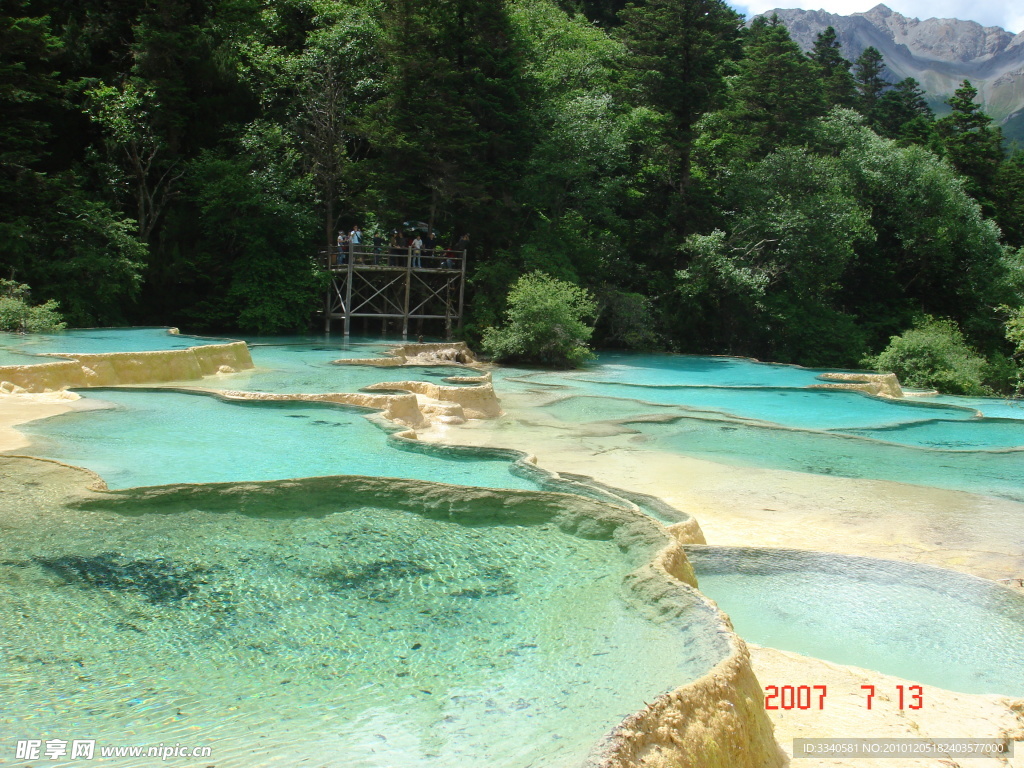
[15, 389, 536, 491]
[493, 354, 1024, 501]
[6, 329, 1024, 751]
[687, 547, 1024, 697]
[0, 484, 722, 767]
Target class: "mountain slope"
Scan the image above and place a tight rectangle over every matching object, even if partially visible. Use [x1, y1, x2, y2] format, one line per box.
[761, 4, 1024, 143]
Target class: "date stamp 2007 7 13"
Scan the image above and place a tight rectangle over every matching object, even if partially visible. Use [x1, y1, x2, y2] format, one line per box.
[764, 684, 923, 710]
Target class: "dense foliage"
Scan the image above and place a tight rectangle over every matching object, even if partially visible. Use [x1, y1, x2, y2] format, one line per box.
[1, 0, 1023, 387]
[864, 316, 989, 395]
[481, 271, 597, 366]
[0, 280, 65, 332]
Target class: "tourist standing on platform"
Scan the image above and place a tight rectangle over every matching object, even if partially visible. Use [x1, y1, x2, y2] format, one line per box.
[389, 230, 402, 266]
[371, 231, 385, 265]
[337, 230, 348, 265]
[411, 234, 423, 268]
[424, 231, 436, 266]
[349, 225, 362, 261]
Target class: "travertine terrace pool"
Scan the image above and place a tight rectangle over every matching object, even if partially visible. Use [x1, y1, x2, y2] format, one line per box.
[3, 329, 1024, 765]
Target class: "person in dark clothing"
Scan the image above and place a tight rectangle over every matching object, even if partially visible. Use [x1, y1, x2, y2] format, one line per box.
[389, 230, 403, 266]
[371, 232, 385, 265]
[424, 231, 436, 268]
[446, 233, 469, 269]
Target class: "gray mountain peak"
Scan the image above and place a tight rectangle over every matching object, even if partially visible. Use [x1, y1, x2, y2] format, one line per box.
[759, 6, 1024, 141]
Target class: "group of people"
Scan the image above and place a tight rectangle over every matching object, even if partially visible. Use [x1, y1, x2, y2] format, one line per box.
[335, 226, 469, 269]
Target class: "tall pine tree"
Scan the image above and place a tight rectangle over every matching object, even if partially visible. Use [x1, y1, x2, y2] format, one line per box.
[370, 0, 529, 247]
[809, 26, 855, 109]
[937, 80, 1003, 214]
[616, 0, 742, 228]
[853, 46, 886, 118]
[727, 15, 826, 157]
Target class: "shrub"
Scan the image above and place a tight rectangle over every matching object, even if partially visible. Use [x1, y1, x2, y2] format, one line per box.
[481, 271, 597, 368]
[863, 316, 988, 395]
[0, 280, 66, 333]
[1005, 306, 1024, 395]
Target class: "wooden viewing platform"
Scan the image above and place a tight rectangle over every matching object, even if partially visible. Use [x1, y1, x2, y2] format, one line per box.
[320, 246, 467, 338]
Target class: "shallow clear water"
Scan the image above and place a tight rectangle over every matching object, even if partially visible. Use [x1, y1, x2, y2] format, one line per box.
[213, 343, 477, 394]
[0, 327, 235, 356]
[492, 353, 1024, 499]
[542, 388, 976, 431]
[511, 353, 836, 388]
[687, 547, 1024, 697]
[0, 485, 722, 767]
[924, 394, 1024, 421]
[15, 389, 536, 491]
[0, 348, 43, 366]
[8, 333, 1024, 729]
[844, 417, 1024, 450]
[629, 413, 1024, 502]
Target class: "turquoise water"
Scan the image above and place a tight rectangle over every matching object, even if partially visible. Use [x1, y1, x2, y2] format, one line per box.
[16, 389, 536, 491]
[214, 343, 477, 394]
[0, 327, 235, 356]
[627, 413, 1024, 502]
[503, 353, 834, 388]
[0, 348, 42, 366]
[844, 417, 1024, 450]
[493, 353, 1024, 500]
[0, 481, 724, 767]
[687, 547, 1024, 697]
[8, 332, 1024, 726]
[926, 394, 1024, 420]
[542, 388, 977, 431]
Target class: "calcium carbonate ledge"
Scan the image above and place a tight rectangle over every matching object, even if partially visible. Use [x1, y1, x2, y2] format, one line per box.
[332, 341, 500, 421]
[0, 340, 254, 392]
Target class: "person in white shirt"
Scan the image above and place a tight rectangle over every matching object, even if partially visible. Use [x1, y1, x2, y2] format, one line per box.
[411, 234, 423, 268]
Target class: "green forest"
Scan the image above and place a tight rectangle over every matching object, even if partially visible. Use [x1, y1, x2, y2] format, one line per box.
[2, 0, 1024, 391]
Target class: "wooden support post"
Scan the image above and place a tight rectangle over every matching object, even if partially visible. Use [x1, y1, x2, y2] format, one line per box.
[445, 279, 452, 340]
[457, 249, 467, 330]
[344, 252, 354, 338]
[324, 272, 332, 333]
[402, 247, 412, 340]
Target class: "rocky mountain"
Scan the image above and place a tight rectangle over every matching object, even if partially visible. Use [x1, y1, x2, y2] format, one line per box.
[761, 4, 1024, 142]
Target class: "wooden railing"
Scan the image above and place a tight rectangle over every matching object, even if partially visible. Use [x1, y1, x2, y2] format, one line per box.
[320, 245, 465, 271]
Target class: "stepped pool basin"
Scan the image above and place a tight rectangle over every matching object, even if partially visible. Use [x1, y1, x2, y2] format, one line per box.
[618, 412, 1024, 502]
[487, 354, 1024, 501]
[4, 328, 1024, 764]
[495, 353, 835, 389]
[0, 327, 237, 357]
[0, 462, 729, 768]
[13, 389, 534, 491]
[213, 342, 478, 394]
[686, 546, 1024, 697]
[539, 388, 979, 432]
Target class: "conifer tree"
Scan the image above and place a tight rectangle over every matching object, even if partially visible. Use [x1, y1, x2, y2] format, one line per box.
[874, 77, 934, 144]
[727, 15, 826, 157]
[937, 80, 1004, 213]
[575, 0, 629, 27]
[372, 0, 529, 245]
[853, 46, 886, 116]
[617, 0, 742, 210]
[809, 26, 855, 108]
[994, 150, 1024, 247]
